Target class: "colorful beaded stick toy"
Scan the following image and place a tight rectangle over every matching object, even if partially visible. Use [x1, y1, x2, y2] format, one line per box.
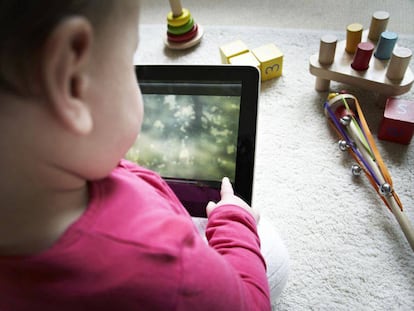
[165, 0, 204, 50]
[324, 92, 414, 252]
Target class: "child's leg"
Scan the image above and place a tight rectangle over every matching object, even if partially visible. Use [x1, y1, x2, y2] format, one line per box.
[257, 217, 290, 304]
[192, 216, 290, 303]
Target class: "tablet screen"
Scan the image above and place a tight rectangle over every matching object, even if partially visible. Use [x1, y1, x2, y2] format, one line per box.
[126, 81, 241, 183]
[127, 65, 259, 217]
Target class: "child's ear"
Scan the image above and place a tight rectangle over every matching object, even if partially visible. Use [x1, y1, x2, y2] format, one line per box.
[40, 17, 94, 135]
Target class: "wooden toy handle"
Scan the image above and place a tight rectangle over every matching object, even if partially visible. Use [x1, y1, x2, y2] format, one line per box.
[169, 0, 183, 17]
[387, 196, 414, 252]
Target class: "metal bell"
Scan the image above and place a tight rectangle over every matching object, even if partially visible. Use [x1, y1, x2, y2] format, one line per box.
[351, 164, 362, 176]
[338, 140, 349, 151]
[340, 115, 352, 126]
[379, 183, 393, 196]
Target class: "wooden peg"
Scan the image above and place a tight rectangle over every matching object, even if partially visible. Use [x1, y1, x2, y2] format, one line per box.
[315, 35, 337, 91]
[368, 11, 390, 42]
[386, 47, 412, 80]
[169, 0, 183, 17]
[346, 23, 363, 54]
[351, 42, 374, 71]
[319, 34, 337, 65]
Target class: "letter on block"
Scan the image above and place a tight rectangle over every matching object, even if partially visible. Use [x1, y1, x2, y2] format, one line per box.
[219, 40, 249, 64]
[229, 51, 260, 69]
[378, 98, 414, 145]
[252, 43, 283, 80]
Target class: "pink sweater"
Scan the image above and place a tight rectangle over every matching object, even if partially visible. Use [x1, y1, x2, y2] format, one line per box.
[0, 160, 270, 310]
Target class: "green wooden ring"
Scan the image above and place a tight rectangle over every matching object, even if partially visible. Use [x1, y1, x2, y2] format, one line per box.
[168, 17, 194, 35]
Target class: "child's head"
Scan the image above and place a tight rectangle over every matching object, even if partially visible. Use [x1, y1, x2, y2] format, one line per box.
[0, 1, 143, 183]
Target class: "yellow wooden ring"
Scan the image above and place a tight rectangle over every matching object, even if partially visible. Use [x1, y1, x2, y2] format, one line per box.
[167, 8, 191, 27]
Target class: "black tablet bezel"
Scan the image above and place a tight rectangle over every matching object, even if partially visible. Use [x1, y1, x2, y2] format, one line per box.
[134, 65, 259, 217]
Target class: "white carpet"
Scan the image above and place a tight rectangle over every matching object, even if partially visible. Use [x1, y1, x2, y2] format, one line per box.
[134, 25, 414, 310]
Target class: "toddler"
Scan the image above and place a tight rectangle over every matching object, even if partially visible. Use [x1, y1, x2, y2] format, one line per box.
[0, 1, 289, 310]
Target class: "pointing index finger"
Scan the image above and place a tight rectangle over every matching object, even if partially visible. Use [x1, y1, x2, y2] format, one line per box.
[220, 177, 234, 198]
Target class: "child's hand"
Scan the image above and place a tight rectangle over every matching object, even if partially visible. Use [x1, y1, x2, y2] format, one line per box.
[206, 177, 260, 223]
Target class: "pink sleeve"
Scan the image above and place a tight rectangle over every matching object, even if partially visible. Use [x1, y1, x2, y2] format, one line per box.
[119, 159, 270, 309]
[176, 205, 271, 311]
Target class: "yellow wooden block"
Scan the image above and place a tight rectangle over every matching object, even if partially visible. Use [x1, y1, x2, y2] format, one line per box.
[229, 51, 260, 69]
[219, 40, 249, 64]
[252, 43, 283, 80]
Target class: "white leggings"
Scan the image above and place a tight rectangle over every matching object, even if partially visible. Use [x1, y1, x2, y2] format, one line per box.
[192, 217, 290, 305]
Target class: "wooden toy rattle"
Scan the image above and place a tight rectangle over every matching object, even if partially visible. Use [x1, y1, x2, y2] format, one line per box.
[165, 0, 204, 50]
[324, 92, 414, 252]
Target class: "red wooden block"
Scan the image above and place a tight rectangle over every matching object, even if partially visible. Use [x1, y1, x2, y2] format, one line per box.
[378, 98, 414, 144]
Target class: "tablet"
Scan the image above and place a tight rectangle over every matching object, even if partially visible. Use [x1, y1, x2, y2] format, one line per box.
[127, 65, 260, 217]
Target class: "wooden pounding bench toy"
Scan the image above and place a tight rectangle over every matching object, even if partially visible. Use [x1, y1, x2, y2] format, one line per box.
[309, 11, 413, 97]
[165, 0, 204, 50]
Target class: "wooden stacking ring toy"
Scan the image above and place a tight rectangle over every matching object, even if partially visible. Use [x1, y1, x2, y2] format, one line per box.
[165, 0, 204, 50]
